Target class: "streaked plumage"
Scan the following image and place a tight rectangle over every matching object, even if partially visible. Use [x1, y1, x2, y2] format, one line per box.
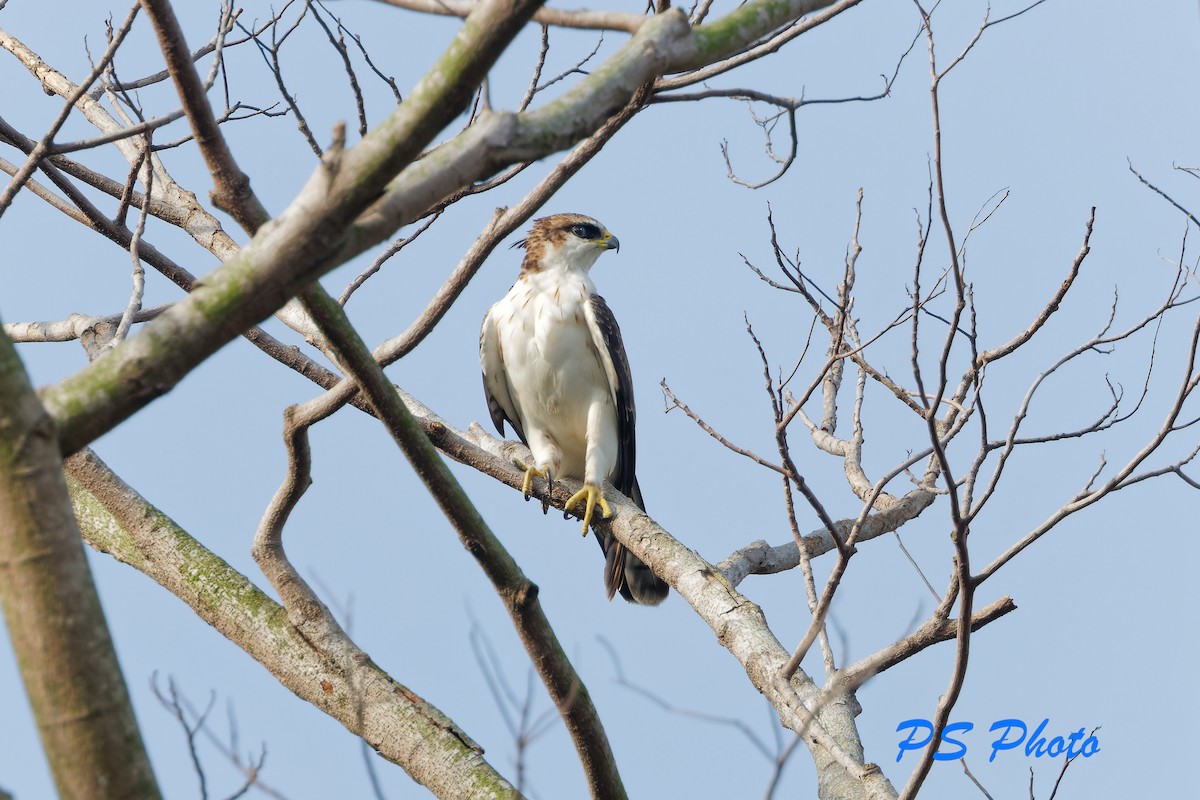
[480, 213, 668, 605]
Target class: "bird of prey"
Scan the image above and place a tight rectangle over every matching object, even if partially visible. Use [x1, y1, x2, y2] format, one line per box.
[479, 213, 669, 605]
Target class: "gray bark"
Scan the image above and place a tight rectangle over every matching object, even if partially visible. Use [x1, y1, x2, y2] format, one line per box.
[0, 329, 161, 800]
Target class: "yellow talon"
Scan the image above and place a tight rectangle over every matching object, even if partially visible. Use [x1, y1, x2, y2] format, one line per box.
[520, 466, 543, 499]
[513, 459, 551, 512]
[564, 483, 611, 535]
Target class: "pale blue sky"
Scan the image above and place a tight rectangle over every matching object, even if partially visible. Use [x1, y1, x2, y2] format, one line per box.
[2, 1, 1199, 798]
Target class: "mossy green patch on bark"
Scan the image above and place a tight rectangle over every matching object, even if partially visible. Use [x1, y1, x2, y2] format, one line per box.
[692, 0, 812, 61]
[67, 474, 292, 638]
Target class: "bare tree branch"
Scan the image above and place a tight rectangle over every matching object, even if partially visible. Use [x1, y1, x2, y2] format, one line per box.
[655, 0, 865, 91]
[65, 447, 524, 797]
[372, 0, 645, 33]
[0, 327, 161, 800]
[38, 0, 548, 455]
[293, 284, 630, 799]
[837, 596, 1015, 690]
[140, 0, 269, 231]
[0, 3, 142, 220]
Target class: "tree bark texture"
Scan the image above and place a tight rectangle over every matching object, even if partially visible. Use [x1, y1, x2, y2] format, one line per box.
[0, 330, 161, 800]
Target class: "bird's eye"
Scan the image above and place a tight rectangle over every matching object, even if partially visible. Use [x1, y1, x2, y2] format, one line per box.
[570, 223, 601, 240]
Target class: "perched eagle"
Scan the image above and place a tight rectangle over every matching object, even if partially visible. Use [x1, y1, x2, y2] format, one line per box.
[479, 213, 669, 605]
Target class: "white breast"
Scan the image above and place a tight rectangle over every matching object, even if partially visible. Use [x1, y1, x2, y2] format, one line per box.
[491, 271, 617, 481]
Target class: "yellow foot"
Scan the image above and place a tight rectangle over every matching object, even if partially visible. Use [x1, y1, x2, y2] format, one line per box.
[564, 483, 612, 535]
[513, 459, 551, 513]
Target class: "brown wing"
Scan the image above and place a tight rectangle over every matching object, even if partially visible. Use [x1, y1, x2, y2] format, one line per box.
[586, 294, 666, 604]
[585, 293, 641, 509]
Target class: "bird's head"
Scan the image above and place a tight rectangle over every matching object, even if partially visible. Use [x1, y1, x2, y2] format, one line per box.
[513, 213, 618, 275]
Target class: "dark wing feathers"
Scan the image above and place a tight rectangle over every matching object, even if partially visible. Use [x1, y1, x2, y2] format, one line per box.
[589, 294, 667, 604]
[487, 388, 527, 445]
[587, 293, 642, 510]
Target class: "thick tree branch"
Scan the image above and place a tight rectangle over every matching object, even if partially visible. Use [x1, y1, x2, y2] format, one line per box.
[0, 329, 161, 800]
[656, 0, 864, 90]
[39, 0, 547, 456]
[373, 0, 645, 32]
[64, 448, 524, 799]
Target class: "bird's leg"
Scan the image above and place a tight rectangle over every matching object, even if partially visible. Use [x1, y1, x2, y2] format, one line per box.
[564, 483, 612, 535]
[512, 458, 552, 513]
[543, 471, 553, 514]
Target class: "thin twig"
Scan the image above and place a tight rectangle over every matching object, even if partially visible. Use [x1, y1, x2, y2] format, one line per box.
[340, 212, 441, 305]
[0, 2, 142, 220]
[107, 135, 152, 348]
[960, 758, 995, 799]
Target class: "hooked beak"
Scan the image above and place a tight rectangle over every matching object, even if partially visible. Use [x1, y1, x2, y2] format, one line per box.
[603, 231, 620, 252]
